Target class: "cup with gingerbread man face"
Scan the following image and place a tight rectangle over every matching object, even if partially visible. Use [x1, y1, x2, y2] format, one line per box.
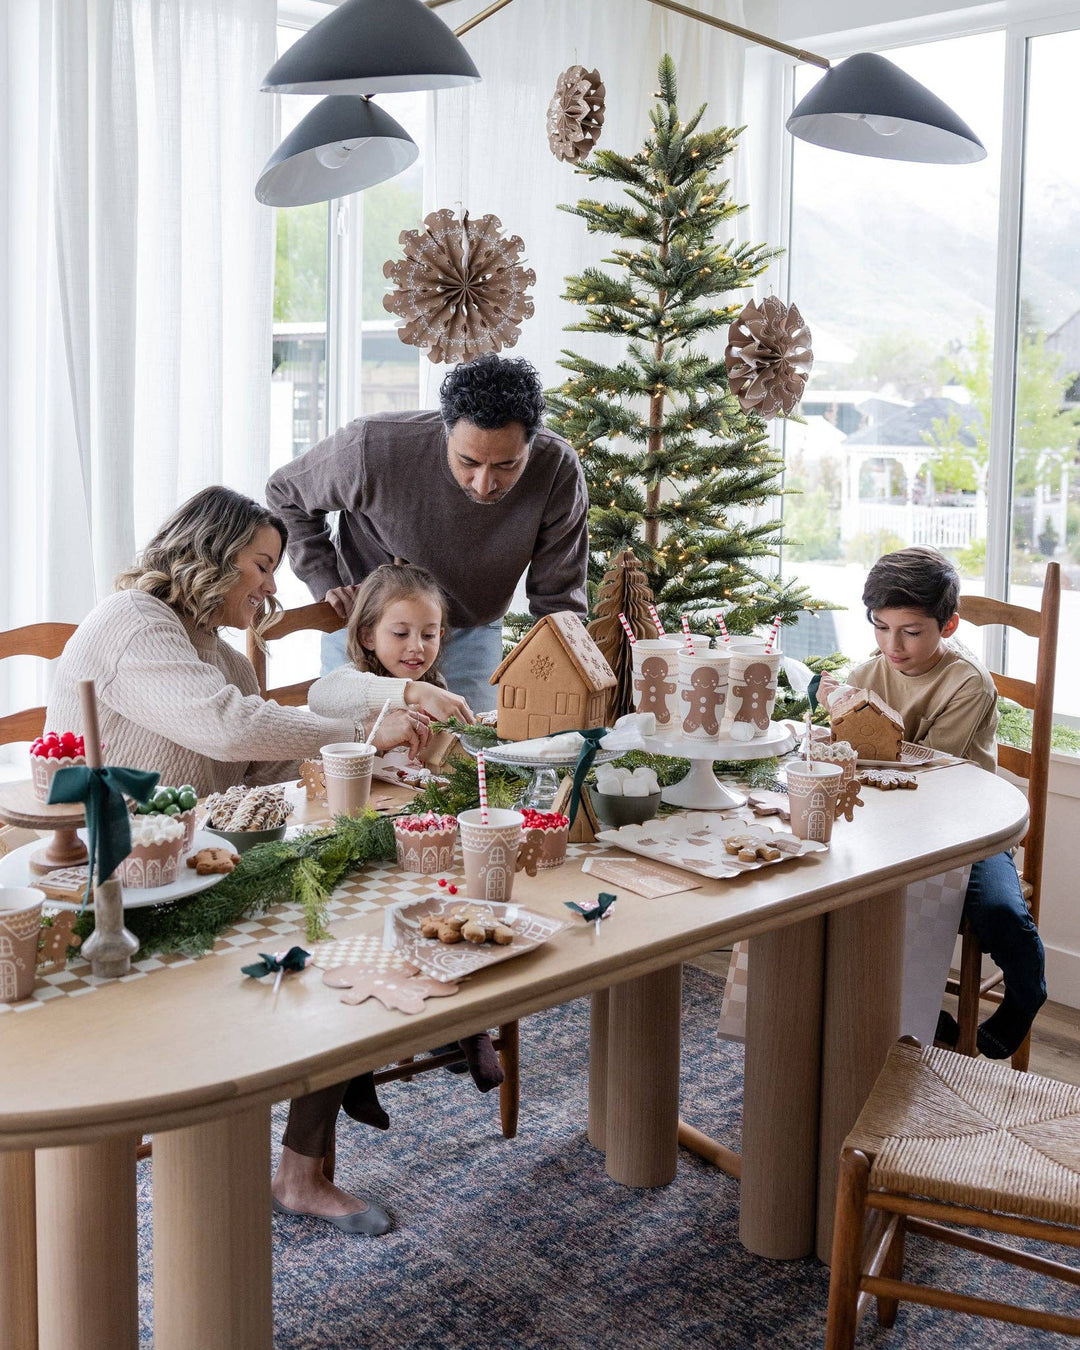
[721, 651, 780, 742]
[631, 638, 682, 730]
[677, 647, 731, 742]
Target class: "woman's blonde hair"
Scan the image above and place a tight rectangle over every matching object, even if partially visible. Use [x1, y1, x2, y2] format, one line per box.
[345, 563, 449, 685]
[115, 486, 288, 643]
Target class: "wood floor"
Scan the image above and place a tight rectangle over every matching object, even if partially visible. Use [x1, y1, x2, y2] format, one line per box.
[692, 951, 1080, 1088]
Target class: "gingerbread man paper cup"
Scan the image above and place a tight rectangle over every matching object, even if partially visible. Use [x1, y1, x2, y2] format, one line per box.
[786, 762, 844, 843]
[631, 639, 682, 729]
[677, 648, 731, 742]
[810, 741, 859, 822]
[721, 652, 779, 742]
[458, 808, 526, 902]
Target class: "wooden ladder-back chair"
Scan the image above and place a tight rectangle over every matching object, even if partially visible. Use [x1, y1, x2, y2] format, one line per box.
[0, 623, 78, 745]
[944, 561, 1060, 1071]
[247, 600, 521, 1139]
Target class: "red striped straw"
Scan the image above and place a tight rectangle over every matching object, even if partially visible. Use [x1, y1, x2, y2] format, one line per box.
[680, 615, 695, 656]
[477, 750, 489, 825]
[764, 614, 782, 654]
[714, 610, 731, 646]
[646, 603, 666, 637]
[617, 612, 637, 645]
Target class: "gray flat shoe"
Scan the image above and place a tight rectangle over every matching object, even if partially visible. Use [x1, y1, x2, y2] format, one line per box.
[271, 1194, 392, 1236]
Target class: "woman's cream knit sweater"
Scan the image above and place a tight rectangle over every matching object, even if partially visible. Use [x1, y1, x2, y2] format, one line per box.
[45, 590, 399, 796]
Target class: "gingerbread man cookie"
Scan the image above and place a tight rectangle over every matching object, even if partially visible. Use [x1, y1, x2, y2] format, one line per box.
[187, 846, 241, 875]
[730, 661, 774, 732]
[634, 656, 676, 725]
[681, 667, 724, 736]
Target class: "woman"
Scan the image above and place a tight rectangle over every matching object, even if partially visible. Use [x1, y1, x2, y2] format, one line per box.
[48, 485, 424, 1236]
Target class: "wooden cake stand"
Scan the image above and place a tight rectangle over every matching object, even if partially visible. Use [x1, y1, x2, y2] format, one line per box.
[640, 720, 796, 810]
[0, 779, 88, 875]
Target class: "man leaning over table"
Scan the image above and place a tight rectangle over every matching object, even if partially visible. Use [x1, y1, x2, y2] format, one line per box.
[266, 353, 590, 711]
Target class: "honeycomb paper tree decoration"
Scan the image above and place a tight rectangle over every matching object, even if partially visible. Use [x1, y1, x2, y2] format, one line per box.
[587, 548, 659, 721]
[383, 208, 536, 365]
[547, 65, 606, 164]
[724, 295, 814, 419]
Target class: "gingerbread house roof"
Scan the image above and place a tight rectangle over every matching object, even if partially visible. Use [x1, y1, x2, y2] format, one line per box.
[830, 687, 905, 733]
[490, 612, 616, 692]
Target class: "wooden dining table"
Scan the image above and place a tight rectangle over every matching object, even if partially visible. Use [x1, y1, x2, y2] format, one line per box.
[0, 763, 1027, 1350]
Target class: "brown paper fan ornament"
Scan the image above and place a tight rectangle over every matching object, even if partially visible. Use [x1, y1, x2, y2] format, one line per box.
[724, 295, 813, 419]
[547, 65, 606, 164]
[382, 209, 536, 365]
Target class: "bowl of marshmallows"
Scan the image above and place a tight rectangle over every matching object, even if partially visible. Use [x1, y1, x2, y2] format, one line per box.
[591, 764, 662, 829]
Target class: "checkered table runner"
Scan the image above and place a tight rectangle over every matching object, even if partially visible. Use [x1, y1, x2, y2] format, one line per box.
[2, 844, 593, 1015]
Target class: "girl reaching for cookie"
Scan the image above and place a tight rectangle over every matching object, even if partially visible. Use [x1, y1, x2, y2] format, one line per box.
[308, 563, 476, 730]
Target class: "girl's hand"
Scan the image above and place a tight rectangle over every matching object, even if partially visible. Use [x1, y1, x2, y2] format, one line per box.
[371, 708, 432, 758]
[404, 683, 476, 725]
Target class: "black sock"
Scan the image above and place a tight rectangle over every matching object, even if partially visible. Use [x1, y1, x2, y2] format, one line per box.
[935, 1010, 959, 1048]
[458, 1033, 505, 1093]
[977, 997, 1043, 1060]
[429, 1042, 469, 1074]
[341, 1072, 389, 1131]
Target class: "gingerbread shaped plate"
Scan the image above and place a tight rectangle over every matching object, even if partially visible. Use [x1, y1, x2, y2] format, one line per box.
[595, 813, 825, 880]
[389, 897, 572, 983]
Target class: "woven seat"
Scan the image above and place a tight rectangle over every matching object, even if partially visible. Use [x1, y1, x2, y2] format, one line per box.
[826, 1039, 1080, 1347]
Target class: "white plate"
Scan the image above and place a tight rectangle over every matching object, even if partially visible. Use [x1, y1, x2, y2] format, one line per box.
[480, 744, 621, 769]
[595, 813, 826, 880]
[0, 829, 233, 910]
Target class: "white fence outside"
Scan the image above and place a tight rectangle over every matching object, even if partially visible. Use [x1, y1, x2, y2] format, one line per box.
[849, 503, 983, 549]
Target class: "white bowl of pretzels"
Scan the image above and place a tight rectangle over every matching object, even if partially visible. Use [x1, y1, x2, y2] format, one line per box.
[202, 784, 293, 853]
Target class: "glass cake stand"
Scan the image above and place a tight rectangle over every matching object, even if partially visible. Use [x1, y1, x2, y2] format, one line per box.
[458, 733, 620, 811]
[640, 721, 796, 810]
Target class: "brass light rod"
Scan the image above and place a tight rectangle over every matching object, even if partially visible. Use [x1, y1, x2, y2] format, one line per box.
[453, 0, 518, 38]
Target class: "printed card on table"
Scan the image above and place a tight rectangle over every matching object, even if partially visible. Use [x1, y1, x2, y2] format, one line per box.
[581, 855, 703, 898]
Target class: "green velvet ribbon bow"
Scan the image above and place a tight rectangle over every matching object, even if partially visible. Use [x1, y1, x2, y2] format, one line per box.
[566, 728, 609, 826]
[807, 672, 823, 714]
[241, 947, 310, 979]
[48, 765, 159, 910]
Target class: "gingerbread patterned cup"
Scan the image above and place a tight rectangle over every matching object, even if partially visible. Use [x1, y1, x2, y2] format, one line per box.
[786, 762, 844, 844]
[321, 742, 375, 819]
[458, 808, 526, 902]
[810, 740, 858, 822]
[631, 638, 682, 730]
[394, 819, 457, 874]
[721, 651, 780, 742]
[0, 886, 44, 1003]
[677, 648, 731, 742]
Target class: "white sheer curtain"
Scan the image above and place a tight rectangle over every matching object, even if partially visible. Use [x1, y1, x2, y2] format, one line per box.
[1, 0, 275, 738]
[420, 0, 753, 406]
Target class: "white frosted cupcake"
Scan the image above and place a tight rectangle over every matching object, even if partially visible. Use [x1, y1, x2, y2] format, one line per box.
[121, 815, 186, 889]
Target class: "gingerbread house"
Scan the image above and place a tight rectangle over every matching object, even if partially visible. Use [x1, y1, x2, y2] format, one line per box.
[829, 687, 905, 761]
[490, 612, 617, 741]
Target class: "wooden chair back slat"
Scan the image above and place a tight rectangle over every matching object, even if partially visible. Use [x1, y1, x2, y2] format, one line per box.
[0, 622, 78, 747]
[247, 601, 345, 705]
[0, 708, 48, 745]
[959, 594, 1043, 640]
[991, 673, 1036, 710]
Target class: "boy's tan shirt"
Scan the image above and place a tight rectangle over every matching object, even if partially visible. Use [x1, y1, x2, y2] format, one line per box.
[848, 644, 999, 772]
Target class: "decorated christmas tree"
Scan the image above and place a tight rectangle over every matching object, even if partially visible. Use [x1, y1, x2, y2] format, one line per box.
[546, 55, 817, 636]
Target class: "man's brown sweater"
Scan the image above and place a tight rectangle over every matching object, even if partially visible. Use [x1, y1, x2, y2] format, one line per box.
[266, 410, 589, 630]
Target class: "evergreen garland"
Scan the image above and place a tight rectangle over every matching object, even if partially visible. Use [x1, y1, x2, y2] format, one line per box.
[546, 55, 821, 637]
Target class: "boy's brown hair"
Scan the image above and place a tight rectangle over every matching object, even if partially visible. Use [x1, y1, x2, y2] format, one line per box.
[345, 563, 449, 685]
[862, 546, 960, 630]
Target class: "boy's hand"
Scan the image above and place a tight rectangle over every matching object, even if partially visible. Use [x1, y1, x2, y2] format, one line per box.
[816, 671, 842, 706]
[404, 683, 476, 725]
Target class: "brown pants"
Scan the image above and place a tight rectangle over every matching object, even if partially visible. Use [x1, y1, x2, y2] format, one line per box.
[282, 1073, 386, 1157]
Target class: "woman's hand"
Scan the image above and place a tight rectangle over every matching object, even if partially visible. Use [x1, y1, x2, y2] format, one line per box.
[370, 707, 432, 759]
[403, 682, 476, 725]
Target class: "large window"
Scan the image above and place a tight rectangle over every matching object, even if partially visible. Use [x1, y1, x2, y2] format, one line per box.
[783, 20, 1080, 728]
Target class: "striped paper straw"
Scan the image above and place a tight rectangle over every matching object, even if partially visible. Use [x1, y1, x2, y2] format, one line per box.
[680, 615, 695, 655]
[366, 696, 393, 745]
[646, 604, 666, 637]
[477, 750, 489, 825]
[714, 610, 731, 646]
[617, 613, 637, 645]
[764, 615, 782, 654]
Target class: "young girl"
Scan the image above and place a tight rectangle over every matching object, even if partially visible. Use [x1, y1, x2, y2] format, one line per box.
[307, 563, 502, 1094]
[308, 563, 475, 729]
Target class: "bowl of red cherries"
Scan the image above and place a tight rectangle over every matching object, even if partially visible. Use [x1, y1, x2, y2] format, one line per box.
[29, 731, 87, 803]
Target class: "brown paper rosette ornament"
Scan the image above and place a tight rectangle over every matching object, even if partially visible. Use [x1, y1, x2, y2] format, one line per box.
[383, 209, 536, 365]
[546, 65, 606, 164]
[724, 295, 813, 419]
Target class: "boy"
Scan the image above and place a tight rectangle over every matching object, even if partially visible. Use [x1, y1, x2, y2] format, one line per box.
[829, 545, 1046, 1058]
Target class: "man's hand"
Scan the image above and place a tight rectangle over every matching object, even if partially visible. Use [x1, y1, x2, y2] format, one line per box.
[403, 683, 476, 725]
[324, 585, 360, 620]
[370, 708, 432, 759]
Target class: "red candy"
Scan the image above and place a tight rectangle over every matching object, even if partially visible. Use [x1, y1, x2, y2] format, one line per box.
[30, 731, 85, 759]
[437, 878, 447, 887]
[395, 812, 456, 834]
[447, 884, 458, 895]
[520, 809, 570, 831]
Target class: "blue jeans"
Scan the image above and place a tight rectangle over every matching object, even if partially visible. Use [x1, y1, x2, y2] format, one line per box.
[964, 851, 1046, 1018]
[321, 618, 503, 713]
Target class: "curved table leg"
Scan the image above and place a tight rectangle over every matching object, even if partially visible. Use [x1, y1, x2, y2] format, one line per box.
[588, 989, 610, 1151]
[605, 965, 682, 1187]
[35, 1137, 138, 1350]
[740, 916, 826, 1259]
[153, 1103, 272, 1350]
[0, 1151, 36, 1350]
[816, 886, 905, 1261]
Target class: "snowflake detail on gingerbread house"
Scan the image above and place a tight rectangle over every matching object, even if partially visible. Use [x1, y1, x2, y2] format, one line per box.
[530, 654, 556, 682]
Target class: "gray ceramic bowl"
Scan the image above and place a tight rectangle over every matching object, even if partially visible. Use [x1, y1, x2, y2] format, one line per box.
[591, 789, 663, 830]
[204, 823, 287, 854]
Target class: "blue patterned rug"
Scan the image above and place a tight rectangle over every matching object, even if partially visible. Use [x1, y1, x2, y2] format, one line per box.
[134, 966, 1080, 1347]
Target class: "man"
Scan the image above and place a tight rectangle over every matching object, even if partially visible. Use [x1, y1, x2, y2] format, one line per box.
[266, 354, 589, 710]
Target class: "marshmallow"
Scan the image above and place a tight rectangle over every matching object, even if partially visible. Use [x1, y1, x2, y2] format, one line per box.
[622, 777, 650, 797]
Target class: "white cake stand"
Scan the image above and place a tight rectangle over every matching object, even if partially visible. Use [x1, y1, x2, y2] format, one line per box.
[458, 736, 620, 810]
[640, 721, 797, 810]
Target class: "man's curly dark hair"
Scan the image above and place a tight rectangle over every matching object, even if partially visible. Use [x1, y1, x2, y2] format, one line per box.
[439, 353, 546, 439]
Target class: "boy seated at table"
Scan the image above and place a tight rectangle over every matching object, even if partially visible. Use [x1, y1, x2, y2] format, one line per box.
[821, 545, 1046, 1058]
